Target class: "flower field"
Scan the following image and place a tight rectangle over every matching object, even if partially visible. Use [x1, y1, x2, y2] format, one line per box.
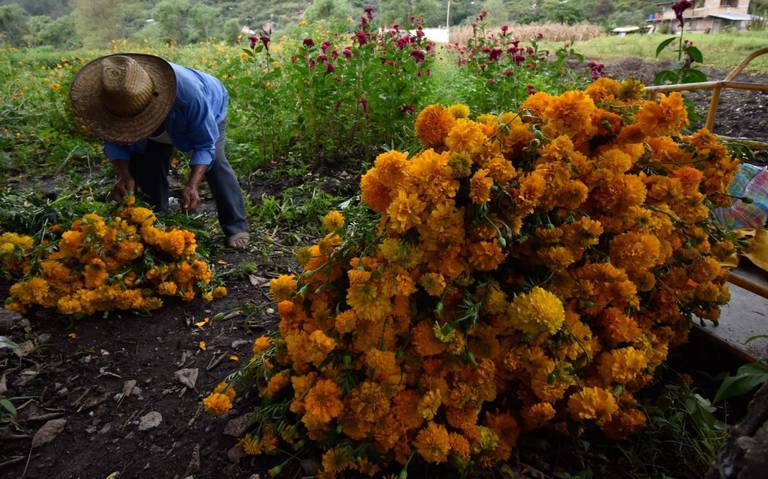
[0, 8, 766, 479]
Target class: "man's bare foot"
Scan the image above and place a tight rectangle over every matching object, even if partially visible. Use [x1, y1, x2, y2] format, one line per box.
[227, 232, 250, 249]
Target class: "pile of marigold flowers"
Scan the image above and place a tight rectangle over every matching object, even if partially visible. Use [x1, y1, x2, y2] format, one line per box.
[204, 77, 738, 477]
[5, 197, 226, 316]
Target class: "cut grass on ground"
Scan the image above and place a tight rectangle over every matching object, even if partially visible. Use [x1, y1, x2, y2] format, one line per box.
[543, 32, 768, 74]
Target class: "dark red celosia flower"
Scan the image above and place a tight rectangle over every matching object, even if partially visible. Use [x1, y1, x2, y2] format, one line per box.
[321, 40, 331, 52]
[359, 97, 369, 117]
[248, 36, 258, 49]
[480, 63, 487, 71]
[303, 38, 315, 48]
[364, 6, 374, 20]
[488, 48, 503, 61]
[331, 50, 338, 59]
[291, 55, 298, 63]
[416, 28, 425, 38]
[536, 32, 544, 40]
[488, 79, 497, 86]
[343, 47, 352, 59]
[411, 50, 425, 63]
[326, 63, 335, 74]
[426, 42, 434, 52]
[308, 59, 316, 69]
[501, 25, 509, 34]
[396, 35, 410, 49]
[478, 10, 488, 21]
[353, 31, 368, 45]
[260, 35, 270, 50]
[317, 53, 328, 63]
[513, 54, 525, 64]
[527, 84, 536, 96]
[672, 0, 694, 27]
[504, 69, 514, 78]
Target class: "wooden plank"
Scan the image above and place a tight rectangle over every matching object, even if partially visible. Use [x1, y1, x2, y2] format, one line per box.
[697, 282, 768, 362]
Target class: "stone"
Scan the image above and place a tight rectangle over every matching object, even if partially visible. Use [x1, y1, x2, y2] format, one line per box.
[174, 368, 199, 390]
[138, 411, 162, 431]
[224, 413, 258, 437]
[0, 309, 23, 332]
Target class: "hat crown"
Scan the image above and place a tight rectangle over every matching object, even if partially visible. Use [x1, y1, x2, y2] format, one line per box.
[100, 55, 155, 117]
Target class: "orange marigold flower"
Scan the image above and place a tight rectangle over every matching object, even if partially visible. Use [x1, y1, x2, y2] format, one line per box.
[252, 335, 273, 355]
[239, 434, 262, 455]
[360, 168, 392, 213]
[414, 421, 451, 464]
[449, 432, 471, 461]
[469, 168, 493, 204]
[412, 320, 447, 356]
[603, 408, 647, 440]
[542, 91, 597, 139]
[636, 92, 688, 136]
[567, 386, 618, 425]
[415, 104, 456, 149]
[467, 239, 506, 271]
[212, 286, 227, 299]
[446, 118, 487, 156]
[303, 379, 343, 425]
[387, 190, 426, 234]
[521, 402, 556, 430]
[585, 77, 621, 103]
[596, 347, 648, 385]
[203, 392, 233, 416]
[334, 309, 357, 334]
[374, 150, 409, 185]
[599, 308, 641, 346]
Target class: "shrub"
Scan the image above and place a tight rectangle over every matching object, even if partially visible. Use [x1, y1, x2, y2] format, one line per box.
[205, 78, 739, 476]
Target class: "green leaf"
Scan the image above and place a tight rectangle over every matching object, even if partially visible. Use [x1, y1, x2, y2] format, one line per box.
[681, 69, 707, 84]
[0, 398, 16, 416]
[241, 48, 254, 57]
[686, 46, 704, 63]
[714, 361, 768, 403]
[656, 37, 677, 57]
[654, 70, 678, 86]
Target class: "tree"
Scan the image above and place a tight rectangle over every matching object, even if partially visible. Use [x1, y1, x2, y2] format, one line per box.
[26, 14, 80, 47]
[304, 0, 354, 23]
[222, 17, 241, 44]
[154, 0, 191, 44]
[0, 3, 29, 45]
[189, 3, 220, 42]
[543, 0, 586, 24]
[71, 0, 140, 47]
[379, 0, 443, 27]
[482, 0, 509, 23]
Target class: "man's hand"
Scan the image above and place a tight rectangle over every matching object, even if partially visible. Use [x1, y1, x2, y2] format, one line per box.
[182, 165, 208, 211]
[112, 160, 135, 201]
[181, 185, 200, 211]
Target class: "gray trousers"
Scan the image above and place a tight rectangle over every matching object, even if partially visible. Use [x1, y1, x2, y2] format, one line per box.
[128, 121, 248, 237]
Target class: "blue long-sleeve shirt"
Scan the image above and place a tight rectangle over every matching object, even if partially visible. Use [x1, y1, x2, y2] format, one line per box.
[103, 63, 228, 167]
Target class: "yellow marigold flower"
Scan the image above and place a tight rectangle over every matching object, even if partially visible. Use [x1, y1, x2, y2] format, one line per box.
[445, 118, 487, 156]
[212, 286, 227, 299]
[483, 286, 507, 315]
[636, 92, 688, 136]
[418, 390, 443, 420]
[415, 104, 456, 149]
[303, 379, 344, 425]
[414, 421, 451, 464]
[386, 190, 425, 234]
[252, 336, 273, 355]
[239, 433, 262, 455]
[521, 402, 556, 430]
[448, 103, 470, 119]
[448, 151, 473, 178]
[269, 274, 297, 301]
[419, 272, 446, 297]
[567, 386, 618, 425]
[596, 347, 648, 385]
[609, 232, 663, 277]
[618, 77, 645, 100]
[476, 425, 499, 452]
[469, 168, 493, 204]
[507, 287, 565, 336]
[322, 210, 345, 232]
[128, 207, 156, 226]
[203, 392, 233, 416]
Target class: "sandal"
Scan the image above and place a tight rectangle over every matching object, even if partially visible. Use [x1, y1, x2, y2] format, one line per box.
[226, 232, 250, 249]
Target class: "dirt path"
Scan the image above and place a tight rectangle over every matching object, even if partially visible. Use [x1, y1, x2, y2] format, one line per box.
[1, 250, 282, 479]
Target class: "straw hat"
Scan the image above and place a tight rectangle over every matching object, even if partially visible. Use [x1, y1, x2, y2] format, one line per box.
[70, 54, 176, 144]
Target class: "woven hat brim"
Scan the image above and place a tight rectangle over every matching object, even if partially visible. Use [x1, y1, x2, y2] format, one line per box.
[70, 54, 176, 145]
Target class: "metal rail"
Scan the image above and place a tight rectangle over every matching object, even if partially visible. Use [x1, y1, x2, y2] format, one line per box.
[644, 47, 768, 139]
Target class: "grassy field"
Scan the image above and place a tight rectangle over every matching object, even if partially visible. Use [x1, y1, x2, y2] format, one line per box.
[542, 32, 768, 73]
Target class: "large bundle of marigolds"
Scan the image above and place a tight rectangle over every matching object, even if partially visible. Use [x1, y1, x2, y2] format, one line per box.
[204, 78, 738, 477]
[4, 197, 225, 316]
